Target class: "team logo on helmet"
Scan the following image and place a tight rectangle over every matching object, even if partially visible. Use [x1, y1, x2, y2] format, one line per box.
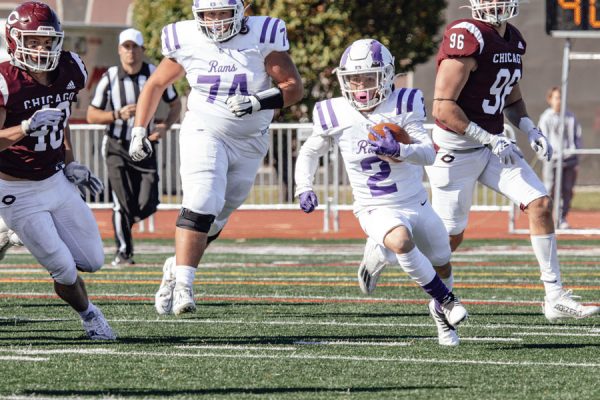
[335, 39, 395, 111]
[4, 1, 64, 72]
[192, 0, 246, 42]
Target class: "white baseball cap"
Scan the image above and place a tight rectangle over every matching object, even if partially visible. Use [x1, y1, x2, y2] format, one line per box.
[119, 28, 144, 46]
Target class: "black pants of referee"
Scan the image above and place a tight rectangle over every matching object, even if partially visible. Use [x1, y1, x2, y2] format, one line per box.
[105, 136, 160, 259]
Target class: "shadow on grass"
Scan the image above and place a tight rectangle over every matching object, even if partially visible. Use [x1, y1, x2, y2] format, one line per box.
[23, 385, 460, 397]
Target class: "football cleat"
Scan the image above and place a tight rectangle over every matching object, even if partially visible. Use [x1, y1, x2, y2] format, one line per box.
[543, 289, 600, 322]
[155, 256, 176, 315]
[82, 308, 116, 340]
[439, 292, 468, 328]
[173, 284, 196, 315]
[428, 299, 459, 346]
[111, 252, 135, 267]
[357, 238, 388, 295]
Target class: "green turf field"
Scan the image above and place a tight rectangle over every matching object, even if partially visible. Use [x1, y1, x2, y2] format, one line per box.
[1, 239, 599, 400]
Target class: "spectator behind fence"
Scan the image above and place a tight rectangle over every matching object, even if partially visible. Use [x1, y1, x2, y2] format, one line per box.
[87, 28, 181, 267]
[538, 86, 582, 229]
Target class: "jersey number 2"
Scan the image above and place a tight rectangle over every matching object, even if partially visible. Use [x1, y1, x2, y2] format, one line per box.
[361, 156, 398, 197]
[482, 68, 521, 115]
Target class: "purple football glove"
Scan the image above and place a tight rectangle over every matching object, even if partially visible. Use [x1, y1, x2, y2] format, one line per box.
[299, 191, 318, 213]
[368, 127, 401, 159]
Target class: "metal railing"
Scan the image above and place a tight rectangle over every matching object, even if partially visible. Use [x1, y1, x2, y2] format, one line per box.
[70, 123, 514, 232]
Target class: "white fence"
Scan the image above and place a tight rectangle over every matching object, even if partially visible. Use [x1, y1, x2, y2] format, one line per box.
[70, 123, 514, 232]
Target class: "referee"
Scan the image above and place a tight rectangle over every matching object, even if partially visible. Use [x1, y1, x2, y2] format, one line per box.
[87, 28, 181, 266]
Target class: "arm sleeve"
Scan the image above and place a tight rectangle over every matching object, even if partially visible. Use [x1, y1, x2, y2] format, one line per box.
[294, 134, 330, 196]
[161, 84, 179, 103]
[258, 17, 290, 57]
[89, 73, 110, 110]
[161, 23, 182, 60]
[439, 22, 482, 60]
[394, 89, 435, 165]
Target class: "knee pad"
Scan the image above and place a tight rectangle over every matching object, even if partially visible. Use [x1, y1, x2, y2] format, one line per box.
[50, 264, 78, 285]
[176, 208, 215, 233]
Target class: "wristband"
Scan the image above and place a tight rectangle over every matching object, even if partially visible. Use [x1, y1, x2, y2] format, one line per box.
[464, 121, 493, 145]
[255, 87, 284, 110]
[518, 117, 536, 133]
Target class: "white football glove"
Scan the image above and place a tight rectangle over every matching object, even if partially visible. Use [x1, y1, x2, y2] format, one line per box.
[226, 94, 261, 117]
[129, 126, 153, 161]
[64, 161, 104, 196]
[489, 136, 523, 166]
[0, 218, 21, 261]
[21, 108, 63, 135]
[528, 127, 553, 162]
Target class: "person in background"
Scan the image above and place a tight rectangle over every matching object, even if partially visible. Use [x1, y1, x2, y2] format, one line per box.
[87, 28, 181, 266]
[538, 86, 582, 229]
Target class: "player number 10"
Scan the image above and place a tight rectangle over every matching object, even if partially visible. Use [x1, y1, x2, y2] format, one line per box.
[558, 0, 600, 28]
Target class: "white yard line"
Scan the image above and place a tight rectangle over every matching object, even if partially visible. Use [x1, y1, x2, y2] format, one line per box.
[2, 348, 599, 368]
[2, 315, 597, 333]
[513, 332, 600, 337]
[0, 356, 48, 362]
[174, 345, 297, 351]
[294, 340, 411, 347]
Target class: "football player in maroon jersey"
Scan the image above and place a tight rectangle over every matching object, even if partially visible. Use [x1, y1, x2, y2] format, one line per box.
[426, 0, 599, 321]
[0, 2, 115, 339]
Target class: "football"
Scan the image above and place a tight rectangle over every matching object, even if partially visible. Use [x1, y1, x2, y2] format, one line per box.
[368, 122, 411, 144]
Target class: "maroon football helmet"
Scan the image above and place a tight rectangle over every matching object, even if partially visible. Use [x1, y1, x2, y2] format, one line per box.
[5, 1, 64, 72]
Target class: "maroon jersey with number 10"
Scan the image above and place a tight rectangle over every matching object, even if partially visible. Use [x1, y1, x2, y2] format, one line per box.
[436, 19, 526, 135]
[0, 51, 87, 180]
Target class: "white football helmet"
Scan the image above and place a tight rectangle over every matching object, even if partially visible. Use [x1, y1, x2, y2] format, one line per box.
[192, 0, 245, 42]
[469, 0, 519, 26]
[336, 39, 395, 111]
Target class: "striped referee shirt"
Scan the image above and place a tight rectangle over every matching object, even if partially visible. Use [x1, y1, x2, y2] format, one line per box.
[90, 62, 178, 141]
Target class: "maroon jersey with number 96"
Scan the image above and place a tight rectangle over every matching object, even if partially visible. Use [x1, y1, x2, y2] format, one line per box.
[436, 19, 526, 135]
[0, 51, 87, 180]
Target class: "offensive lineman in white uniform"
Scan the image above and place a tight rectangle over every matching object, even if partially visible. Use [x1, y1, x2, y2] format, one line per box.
[129, 0, 303, 315]
[295, 39, 468, 345]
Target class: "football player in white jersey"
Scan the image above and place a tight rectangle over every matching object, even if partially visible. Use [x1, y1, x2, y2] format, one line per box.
[428, 0, 599, 321]
[129, 0, 303, 315]
[294, 39, 468, 346]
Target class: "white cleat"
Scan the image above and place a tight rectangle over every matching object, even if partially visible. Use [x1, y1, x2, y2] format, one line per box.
[543, 289, 600, 322]
[357, 239, 388, 295]
[82, 308, 116, 340]
[173, 285, 196, 315]
[155, 256, 176, 315]
[428, 299, 459, 346]
[439, 292, 468, 328]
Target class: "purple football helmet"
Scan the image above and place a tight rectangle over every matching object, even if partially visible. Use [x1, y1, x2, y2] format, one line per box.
[336, 39, 395, 111]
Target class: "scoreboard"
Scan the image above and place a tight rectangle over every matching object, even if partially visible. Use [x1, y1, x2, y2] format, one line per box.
[547, 0, 600, 36]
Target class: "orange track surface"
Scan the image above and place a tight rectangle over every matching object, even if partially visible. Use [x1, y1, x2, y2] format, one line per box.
[93, 209, 600, 241]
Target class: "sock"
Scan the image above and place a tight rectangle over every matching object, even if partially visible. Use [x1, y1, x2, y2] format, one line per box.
[395, 247, 437, 287]
[78, 302, 98, 320]
[441, 275, 454, 291]
[422, 274, 451, 305]
[531, 234, 563, 300]
[175, 265, 196, 288]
